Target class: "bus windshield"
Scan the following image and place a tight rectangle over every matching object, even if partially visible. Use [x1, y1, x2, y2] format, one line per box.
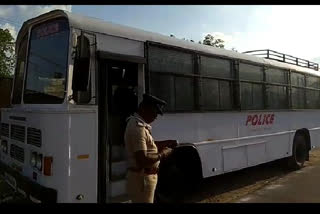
[23, 18, 69, 104]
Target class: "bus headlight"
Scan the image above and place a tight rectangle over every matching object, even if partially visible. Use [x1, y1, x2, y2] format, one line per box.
[1, 140, 8, 154]
[36, 154, 43, 171]
[30, 152, 37, 167]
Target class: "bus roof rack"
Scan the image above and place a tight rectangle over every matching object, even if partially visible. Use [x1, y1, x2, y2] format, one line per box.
[242, 49, 319, 71]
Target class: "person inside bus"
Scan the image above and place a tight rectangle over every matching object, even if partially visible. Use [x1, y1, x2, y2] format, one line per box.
[124, 94, 178, 203]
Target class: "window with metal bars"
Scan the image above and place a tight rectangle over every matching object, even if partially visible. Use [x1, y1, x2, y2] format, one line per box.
[148, 45, 196, 112]
[239, 63, 264, 110]
[147, 43, 320, 112]
[199, 55, 233, 111]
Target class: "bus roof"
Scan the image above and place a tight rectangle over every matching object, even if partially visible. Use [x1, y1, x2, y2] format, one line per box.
[19, 9, 320, 77]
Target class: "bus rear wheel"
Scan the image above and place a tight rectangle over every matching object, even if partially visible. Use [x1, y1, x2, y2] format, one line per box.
[287, 134, 307, 170]
[155, 155, 200, 203]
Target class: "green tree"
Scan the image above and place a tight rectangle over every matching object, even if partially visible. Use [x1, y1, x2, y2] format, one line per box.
[202, 34, 225, 48]
[182, 38, 195, 42]
[231, 47, 238, 52]
[0, 28, 15, 78]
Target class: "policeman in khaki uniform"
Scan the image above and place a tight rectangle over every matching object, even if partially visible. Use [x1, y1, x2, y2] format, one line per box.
[125, 94, 177, 203]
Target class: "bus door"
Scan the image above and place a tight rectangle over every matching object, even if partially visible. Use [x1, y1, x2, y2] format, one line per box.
[107, 60, 138, 189]
[98, 58, 141, 203]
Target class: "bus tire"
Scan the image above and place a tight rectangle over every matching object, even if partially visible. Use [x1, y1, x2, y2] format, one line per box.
[287, 134, 307, 170]
[155, 149, 201, 203]
[154, 159, 185, 203]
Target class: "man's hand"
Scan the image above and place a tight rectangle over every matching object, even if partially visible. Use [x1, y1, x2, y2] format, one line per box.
[159, 147, 173, 160]
[155, 140, 178, 149]
[165, 140, 178, 148]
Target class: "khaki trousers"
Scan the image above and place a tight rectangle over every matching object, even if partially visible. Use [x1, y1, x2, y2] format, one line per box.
[126, 170, 158, 203]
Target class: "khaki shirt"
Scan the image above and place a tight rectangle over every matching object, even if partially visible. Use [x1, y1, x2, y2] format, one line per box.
[124, 113, 159, 169]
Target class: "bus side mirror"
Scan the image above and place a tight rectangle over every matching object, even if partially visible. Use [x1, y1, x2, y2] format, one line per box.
[77, 33, 89, 59]
[72, 33, 91, 104]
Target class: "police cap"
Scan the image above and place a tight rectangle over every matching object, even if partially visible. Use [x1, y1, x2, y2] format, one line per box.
[142, 94, 167, 115]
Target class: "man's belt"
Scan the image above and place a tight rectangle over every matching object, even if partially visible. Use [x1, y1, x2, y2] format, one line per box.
[128, 167, 159, 175]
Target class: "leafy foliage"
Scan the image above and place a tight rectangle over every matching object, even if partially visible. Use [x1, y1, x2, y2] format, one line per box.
[0, 28, 15, 78]
[231, 47, 238, 52]
[202, 34, 225, 48]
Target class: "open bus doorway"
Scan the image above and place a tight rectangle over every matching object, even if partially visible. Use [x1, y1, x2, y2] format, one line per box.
[107, 60, 138, 161]
[98, 59, 138, 202]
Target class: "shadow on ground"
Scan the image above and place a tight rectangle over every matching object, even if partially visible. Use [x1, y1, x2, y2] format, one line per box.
[182, 158, 294, 203]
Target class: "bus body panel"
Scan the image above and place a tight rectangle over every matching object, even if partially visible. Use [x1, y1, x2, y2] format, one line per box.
[67, 108, 98, 203]
[152, 111, 320, 178]
[0, 107, 98, 203]
[96, 33, 144, 57]
[310, 128, 320, 148]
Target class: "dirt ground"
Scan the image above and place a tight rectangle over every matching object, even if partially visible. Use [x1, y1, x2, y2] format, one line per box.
[1, 148, 320, 203]
[184, 148, 320, 203]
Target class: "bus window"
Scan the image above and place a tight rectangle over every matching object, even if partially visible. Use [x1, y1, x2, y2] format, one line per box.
[266, 85, 288, 109]
[306, 75, 320, 109]
[306, 89, 320, 109]
[291, 72, 305, 87]
[175, 76, 194, 110]
[150, 73, 175, 111]
[148, 46, 193, 74]
[200, 56, 233, 110]
[239, 63, 263, 81]
[201, 78, 233, 110]
[241, 82, 263, 110]
[202, 78, 219, 110]
[239, 63, 264, 110]
[219, 80, 232, 109]
[291, 72, 305, 109]
[72, 34, 91, 104]
[200, 55, 231, 79]
[306, 75, 320, 89]
[265, 68, 288, 109]
[292, 87, 305, 109]
[23, 18, 69, 104]
[148, 45, 195, 112]
[265, 68, 288, 84]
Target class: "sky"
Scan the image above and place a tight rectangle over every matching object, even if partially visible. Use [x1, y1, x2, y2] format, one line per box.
[1, 5, 320, 63]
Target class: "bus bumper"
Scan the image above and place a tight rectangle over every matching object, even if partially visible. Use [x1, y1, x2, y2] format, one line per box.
[0, 161, 57, 203]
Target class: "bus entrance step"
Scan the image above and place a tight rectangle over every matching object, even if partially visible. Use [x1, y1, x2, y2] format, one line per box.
[110, 179, 127, 198]
[111, 160, 127, 181]
[109, 194, 131, 203]
[111, 145, 126, 162]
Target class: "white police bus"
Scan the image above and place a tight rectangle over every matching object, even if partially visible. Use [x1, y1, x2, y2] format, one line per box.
[1, 10, 320, 203]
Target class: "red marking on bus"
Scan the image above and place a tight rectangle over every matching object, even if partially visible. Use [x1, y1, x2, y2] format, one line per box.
[252, 114, 258, 125]
[36, 23, 60, 38]
[257, 114, 262, 125]
[246, 115, 252, 125]
[246, 113, 275, 126]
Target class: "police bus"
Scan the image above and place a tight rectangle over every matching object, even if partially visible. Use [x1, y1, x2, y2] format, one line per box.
[1, 9, 320, 203]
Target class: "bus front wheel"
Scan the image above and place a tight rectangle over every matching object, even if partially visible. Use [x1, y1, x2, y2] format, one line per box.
[288, 134, 308, 170]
